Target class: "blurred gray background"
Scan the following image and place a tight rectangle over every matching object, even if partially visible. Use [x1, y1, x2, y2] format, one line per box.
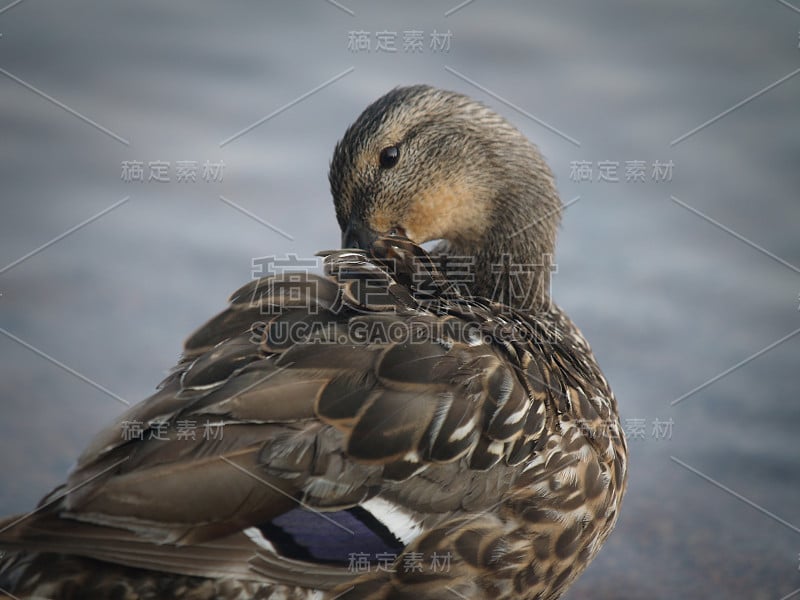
[1, 1, 799, 598]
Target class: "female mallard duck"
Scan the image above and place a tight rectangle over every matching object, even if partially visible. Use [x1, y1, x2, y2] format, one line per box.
[0, 85, 627, 599]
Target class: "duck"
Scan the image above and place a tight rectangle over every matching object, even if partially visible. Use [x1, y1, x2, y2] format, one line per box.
[0, 85, 627, 600]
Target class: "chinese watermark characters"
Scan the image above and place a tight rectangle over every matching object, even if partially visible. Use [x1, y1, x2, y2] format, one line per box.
[246, 252, 564, 344]
[251, 254, 322, 315]
[121, 160, 225, 183]
[623, 417, 674, 441]
[347, 29, 452, 53]
[120, 419, 225, 441]
[569, 160, 674, 183]
[347, 551, 452, 574]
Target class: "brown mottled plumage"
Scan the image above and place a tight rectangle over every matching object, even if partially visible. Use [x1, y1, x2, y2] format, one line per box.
[0, 85, 627, 599]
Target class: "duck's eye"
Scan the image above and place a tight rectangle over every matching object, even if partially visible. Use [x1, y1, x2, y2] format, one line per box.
[388, 225, 406, 237]
[379, 145, 400, 168]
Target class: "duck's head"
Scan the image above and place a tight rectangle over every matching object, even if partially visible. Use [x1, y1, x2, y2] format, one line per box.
[329, 85, 562, 309]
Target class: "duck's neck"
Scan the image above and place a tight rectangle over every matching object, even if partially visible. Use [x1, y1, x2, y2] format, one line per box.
[435, 191, 560, 315]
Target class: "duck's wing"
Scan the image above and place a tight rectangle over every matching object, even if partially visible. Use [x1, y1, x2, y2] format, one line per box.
[0, 257, 374, 588]
[0, 244, 535, 587]
[0, 241, 626, 599]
